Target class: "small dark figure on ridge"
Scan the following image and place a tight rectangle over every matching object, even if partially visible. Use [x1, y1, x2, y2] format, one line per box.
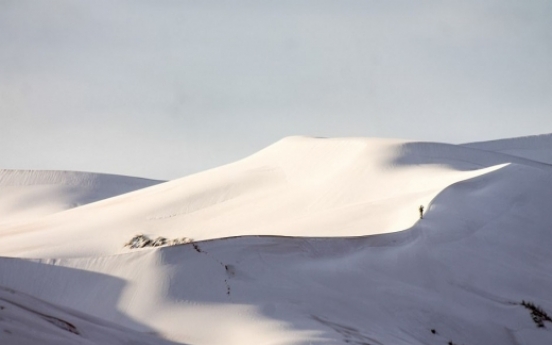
[419, 205, 424, 219]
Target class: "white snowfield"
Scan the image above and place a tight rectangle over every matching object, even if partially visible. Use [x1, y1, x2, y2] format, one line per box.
[1, 135, 552, 345]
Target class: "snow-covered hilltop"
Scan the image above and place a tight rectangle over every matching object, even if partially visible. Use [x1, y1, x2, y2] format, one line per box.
[1, 135, 552, 345]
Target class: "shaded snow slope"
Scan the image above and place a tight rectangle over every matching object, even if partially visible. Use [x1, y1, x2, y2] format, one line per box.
[1, 163, 551, 344]
[0, 285, 182, 345]
[0, 170, 163, 227]
[0, 137, 523, 258]
[463, 133, 552, 165]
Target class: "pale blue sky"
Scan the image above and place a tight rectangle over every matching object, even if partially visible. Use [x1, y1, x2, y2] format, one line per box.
[1, 0, 551, 179]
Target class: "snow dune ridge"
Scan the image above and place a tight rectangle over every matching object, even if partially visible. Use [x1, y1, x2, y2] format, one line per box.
[0, 136, 515, 258]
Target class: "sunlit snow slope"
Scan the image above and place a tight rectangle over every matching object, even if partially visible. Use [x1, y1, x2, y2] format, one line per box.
[1, 135, 552, 345]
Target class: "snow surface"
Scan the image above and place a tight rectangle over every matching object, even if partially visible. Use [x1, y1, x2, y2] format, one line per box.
[1, 135, 552, 344]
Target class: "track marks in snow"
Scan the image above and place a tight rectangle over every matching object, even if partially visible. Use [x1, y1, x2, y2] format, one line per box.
[189, 242, 234, 298]
[311, 315, 383, 345]
[0, 298, 80, 335]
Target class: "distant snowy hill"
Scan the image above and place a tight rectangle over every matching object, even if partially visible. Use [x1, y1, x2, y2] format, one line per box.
[463, 133, 552, 165]
[0, 170, 163, 227]
[1, 135, 552, 345]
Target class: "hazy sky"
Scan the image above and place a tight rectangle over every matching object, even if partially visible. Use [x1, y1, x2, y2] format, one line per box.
[1, 0, 551, 179]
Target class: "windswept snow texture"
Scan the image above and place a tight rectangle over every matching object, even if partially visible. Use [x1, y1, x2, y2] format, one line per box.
[1, 135, 552, 344]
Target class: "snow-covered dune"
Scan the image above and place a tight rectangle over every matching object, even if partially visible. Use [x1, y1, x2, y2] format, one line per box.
[0, 137, 522, 258]
[0, 170, 163, 227]
[1, 135, 552, 345]
[1, 162, 552, 344]
[463, 133, 552, 165]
